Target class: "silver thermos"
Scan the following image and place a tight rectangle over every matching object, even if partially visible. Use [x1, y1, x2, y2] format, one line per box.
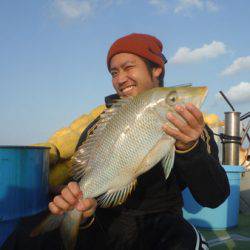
[222, 112, 241, 165]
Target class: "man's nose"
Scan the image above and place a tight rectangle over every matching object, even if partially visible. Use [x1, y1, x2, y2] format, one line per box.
[116, 70, 128, 85]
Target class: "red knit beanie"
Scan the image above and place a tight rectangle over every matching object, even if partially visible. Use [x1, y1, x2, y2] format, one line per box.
[107, 33, 167, 71]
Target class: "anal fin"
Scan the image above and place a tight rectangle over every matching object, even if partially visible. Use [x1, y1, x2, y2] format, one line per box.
[97, 179, 137, 208]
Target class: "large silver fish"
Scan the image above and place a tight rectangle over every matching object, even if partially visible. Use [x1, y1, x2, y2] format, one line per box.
[32, 86, 207, 250]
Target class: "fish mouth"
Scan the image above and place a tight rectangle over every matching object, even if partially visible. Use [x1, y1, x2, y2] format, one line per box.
[195, 86, 208, 108]
[186, 86, 208, 109]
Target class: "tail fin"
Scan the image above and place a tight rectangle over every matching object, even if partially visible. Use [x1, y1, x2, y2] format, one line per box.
[30, 213, 65, 237]
[60, 209, 82, 250]
[31, 209, 82, 250]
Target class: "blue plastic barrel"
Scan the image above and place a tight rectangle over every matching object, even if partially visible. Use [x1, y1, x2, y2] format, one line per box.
[0, 219, 19, 246]
[182, 165, 245, 230]
[0, 146, 50, 246]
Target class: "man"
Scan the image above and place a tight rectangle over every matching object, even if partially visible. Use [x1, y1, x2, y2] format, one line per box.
[48, 33, 230, 249]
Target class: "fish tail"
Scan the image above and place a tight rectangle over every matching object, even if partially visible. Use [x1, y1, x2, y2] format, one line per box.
[60, 209, 82, 250]
[30, 209, 82, 250]
[30, 213, 65, 237]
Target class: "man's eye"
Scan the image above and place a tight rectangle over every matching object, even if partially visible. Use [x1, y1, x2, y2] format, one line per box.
[125, 65, 133, 70]
[111, 71, 118, 77]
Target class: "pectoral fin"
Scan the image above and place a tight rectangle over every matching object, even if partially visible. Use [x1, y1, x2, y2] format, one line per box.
[161, 145, 175, 179]
[135, 136, 175, 177]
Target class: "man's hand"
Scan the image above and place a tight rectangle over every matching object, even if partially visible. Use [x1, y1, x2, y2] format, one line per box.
[49, 182, 97, 218]
[162, 103, 205, 151]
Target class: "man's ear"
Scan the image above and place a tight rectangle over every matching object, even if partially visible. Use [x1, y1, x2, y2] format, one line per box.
[152, 67, 162, 78]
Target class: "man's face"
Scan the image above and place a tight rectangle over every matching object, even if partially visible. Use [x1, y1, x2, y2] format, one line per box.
[110, 53, 162, 98]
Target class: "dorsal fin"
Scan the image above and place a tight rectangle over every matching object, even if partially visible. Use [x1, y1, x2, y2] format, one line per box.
[99, 97, 131, 121]
[71, 98, 131, 181]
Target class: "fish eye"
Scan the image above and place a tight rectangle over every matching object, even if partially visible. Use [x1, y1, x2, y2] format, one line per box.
[166, 91, 177, 105]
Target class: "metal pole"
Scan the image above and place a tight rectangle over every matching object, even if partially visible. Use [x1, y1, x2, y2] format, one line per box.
[222, 112, 241, 165]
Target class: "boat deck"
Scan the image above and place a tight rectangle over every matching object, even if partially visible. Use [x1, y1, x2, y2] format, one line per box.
[200, 171, 250, 249]
[201, 214, 250, 248]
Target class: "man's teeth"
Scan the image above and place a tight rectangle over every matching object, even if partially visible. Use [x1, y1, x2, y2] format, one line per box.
[122, 86, 134, 92]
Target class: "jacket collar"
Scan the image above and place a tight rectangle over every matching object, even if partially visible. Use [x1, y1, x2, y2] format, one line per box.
[105, 94, 120, 108]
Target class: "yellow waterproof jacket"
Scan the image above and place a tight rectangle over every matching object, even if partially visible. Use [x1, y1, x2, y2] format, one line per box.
[33, 105, 106, 189]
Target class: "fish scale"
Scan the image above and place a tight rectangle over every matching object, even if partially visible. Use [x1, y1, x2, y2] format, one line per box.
[81, 93, 171, 198]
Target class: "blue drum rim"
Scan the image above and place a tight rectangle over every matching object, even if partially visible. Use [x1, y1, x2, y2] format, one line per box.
[222, 165, 245, 173]
[0, 146, 50, 149]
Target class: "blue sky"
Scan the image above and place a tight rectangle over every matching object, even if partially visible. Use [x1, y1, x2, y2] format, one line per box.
[1, 0, 250, 145]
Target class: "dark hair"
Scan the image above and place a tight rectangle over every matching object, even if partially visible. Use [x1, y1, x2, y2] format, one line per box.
[142, 58, 165, 87]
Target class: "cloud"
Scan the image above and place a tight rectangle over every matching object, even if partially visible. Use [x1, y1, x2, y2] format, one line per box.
[175, 0, 202, 13]
[54, 0, 93, 20]
[53, 0, 122, 21]
[216, 82, 250, 105]
[206, 0, 219, 12]
[170, 41, 227, 64]
[148, 0, 168, 12]
[221, 56, 250, 76]
[174, 0, 219, 14]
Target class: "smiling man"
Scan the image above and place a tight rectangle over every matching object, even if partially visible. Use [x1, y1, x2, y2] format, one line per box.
[109, 52, 161, 97]
[44, 34, 230, 250]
